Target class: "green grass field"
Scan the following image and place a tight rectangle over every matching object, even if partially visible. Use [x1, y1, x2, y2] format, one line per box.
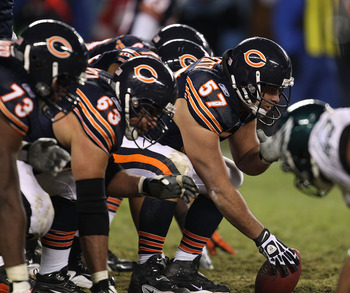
[108, 142, 349, 293]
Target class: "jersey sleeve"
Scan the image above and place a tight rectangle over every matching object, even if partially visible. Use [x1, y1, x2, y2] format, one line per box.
[181, 63, 241, 139]
[72, 78, 125, 154]
[0, 68, 36, 136]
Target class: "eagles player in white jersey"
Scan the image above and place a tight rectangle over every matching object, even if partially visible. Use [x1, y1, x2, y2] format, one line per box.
[259, 99, 350, 293]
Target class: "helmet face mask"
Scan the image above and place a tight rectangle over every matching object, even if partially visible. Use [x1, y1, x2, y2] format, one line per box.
[128, 99, 174, 149]
[222, 37, 294, 126]
[113, 56, 177, 149]
[278, 99, 335, 197]
[13, 19, 88, 121]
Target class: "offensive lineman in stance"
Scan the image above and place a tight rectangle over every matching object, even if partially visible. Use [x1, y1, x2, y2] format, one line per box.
[0, 19, 88, 292]
[125, 37, 301, 292]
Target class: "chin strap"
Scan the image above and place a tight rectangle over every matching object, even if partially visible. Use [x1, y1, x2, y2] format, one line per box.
[115, 81, 139, 141]
[230, 74, 258, 115]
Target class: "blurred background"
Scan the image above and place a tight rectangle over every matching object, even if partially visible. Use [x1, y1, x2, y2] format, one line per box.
[11, 0, 350, 108]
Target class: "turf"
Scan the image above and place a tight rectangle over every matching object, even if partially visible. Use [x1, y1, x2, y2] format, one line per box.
[108, 142, 349, 293]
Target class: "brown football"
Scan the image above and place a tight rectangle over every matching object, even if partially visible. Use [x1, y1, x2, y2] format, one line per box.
[255, 249, 302, 293]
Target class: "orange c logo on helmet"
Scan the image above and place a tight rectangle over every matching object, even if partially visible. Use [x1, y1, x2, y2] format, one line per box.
[134, 65, 158, 83]
[46, 36, 73, 58]
[244, 50, 266, 68]
[179, 54, 197, 68]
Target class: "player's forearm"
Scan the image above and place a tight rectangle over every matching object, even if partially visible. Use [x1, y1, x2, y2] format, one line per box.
[106, 170, 140, 197]
[208, 187, 264, 239]
[235, 149, 270, 176]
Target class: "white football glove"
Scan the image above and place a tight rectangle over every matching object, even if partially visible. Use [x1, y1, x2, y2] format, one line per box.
[257, 117, 293, 164]
[138, 174, 199, 203]
[27, 138, 71, 175]
[254, 228, 300, 276]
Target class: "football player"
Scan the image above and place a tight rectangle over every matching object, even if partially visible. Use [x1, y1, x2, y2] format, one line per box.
[259, 99, 350, 293]
[87, 38, 243, 292]
[125, 36, 301, 293]
[20, 55, 199, 293]
[0, 19, 88, 293]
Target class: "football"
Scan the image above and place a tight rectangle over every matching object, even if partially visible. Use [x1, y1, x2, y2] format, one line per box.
[255, 249, 302, 293]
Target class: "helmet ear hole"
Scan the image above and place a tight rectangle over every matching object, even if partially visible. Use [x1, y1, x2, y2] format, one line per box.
[131, 97, 140, 109]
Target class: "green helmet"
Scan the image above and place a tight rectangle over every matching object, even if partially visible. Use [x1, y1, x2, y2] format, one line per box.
[277, 99, 334, 197]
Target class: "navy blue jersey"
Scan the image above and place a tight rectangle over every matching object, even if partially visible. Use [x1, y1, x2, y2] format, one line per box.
[0, 51, 41, 137]
[159, 57, 255, 151]
[26, 70, 126, 155]
[86, 35, 148, 58]
[72, 72, 126, 154]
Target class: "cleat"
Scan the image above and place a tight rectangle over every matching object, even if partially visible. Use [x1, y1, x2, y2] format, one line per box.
[91, 278, 117, 293]
[199, 247, 214, 270]
[25, 239, 42, 278]
[108, 250, 134, 272]
[68, 256, 92, 289]
[32, 266, 85, 293]
[1, 266, 35, 293]
[164, 255, 231, 293]
[128, 254, 190, 293]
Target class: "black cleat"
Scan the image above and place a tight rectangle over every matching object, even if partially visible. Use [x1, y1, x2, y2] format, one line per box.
[164, 255, 231, 293]
[108, 250, 134, 272]
[67, 256, 92, 289]
[128, 254, 190, 293]
[32, 266, 85, 293]
[91, 278, 117, 293]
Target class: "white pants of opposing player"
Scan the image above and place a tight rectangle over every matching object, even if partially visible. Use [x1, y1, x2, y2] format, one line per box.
[119, 137, 244, 192]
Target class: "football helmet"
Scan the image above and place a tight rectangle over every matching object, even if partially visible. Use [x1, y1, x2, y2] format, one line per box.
[152, 24, 214, 56]
[156, 39, 210, 72]
[89, 47, 160, 71]
[222, 37, 294, 126]
[113, 56, 177, 148]
[12, 19, 88, 118]
[278, 99, 334, 197]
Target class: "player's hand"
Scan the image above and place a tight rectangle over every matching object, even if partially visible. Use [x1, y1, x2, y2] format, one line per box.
[254, 228, 299, 276]
[138, 175, 199, 203]
[257, 118, 293, 164]
[28, 138, 71, 175]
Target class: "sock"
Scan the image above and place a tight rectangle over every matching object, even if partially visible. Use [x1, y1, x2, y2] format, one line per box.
[175, 194, 223, 261]
[138, 198, 176, 262]
[91, 270, 108, 284]
[107, 197, 122, 225]
[5, 264, 29, 282]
